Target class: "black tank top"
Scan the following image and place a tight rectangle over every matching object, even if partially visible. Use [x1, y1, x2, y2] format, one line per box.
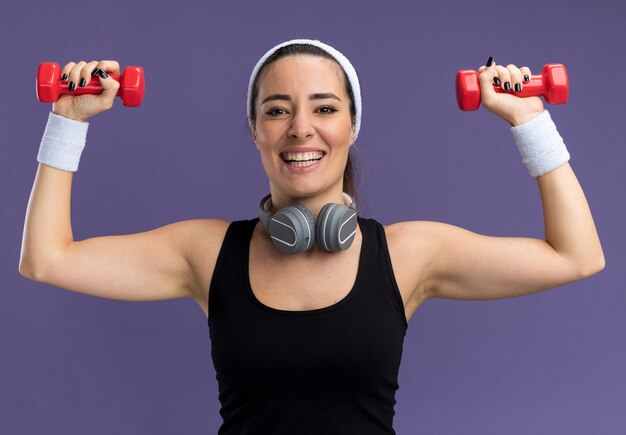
[208, 217, 408, 434]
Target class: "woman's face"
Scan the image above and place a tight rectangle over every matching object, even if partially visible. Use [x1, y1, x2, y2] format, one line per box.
[253, 54, 355, 200]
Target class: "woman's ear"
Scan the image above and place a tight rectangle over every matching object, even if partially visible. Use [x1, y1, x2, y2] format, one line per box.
[349, 125, 356, 146]
[252, 127, 259, 149]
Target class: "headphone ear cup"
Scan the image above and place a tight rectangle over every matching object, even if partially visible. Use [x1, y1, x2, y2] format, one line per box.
[268, 204, 316, 254]
[316, 203, 358, 252]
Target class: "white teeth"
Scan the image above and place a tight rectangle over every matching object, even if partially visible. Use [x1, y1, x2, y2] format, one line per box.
[282, 151, 324, 162]
[288, 160, 319, 167]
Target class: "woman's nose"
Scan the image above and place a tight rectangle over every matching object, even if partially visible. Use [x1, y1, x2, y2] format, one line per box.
[288, 110, 315, 140]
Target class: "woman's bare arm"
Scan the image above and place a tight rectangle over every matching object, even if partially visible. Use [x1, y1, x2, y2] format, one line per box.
[391, 162, 604, 302]
[19, 163, 228, 303]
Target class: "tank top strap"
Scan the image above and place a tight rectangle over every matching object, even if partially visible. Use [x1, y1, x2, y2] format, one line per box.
[357, 217, 409, 329]
[208, 218, 258, 319]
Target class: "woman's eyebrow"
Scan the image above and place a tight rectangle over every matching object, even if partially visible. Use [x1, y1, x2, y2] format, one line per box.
[309, 93, 341, 101]
[261, 94, 290, 105]
[261, 93, 342, 105]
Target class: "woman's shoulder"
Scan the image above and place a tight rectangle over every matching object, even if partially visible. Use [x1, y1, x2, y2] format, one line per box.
[171, 218, 231, 275]
[355, 216, 443, 251]
[379, 219, 447, 317]
[382, 220, 452, 275]
[382, 219, 444, 242]
[173, 218, 231, 315]
[173, 218, 231, 241]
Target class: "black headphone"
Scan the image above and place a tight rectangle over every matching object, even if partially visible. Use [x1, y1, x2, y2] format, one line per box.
[259, 193, 358, 254]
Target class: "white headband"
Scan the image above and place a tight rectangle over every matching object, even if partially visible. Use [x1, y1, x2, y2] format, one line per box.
[246, 38, 362, 141]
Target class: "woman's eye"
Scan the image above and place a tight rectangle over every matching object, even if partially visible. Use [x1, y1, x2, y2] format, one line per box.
[266, 108, 287, 116]
[318, 106, 337, 114]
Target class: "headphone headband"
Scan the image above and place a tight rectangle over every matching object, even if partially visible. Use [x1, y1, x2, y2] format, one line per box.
[259, 193, 356, 230]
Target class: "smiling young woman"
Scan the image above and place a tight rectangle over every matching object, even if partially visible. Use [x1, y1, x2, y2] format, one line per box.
[20, 39, 604, 434]
[251, 54, 356, 212]
[249, 43, 358, 213]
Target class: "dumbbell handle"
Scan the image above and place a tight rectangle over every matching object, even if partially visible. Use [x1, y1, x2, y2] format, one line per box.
[36, 62, 145, 107]
[58, 72, 121, 93]
[456, 64, 568, 111]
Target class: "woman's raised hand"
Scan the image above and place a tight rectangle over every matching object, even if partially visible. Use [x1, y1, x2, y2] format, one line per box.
[477, 58, 545, 126]
[52, 60, 121, 122]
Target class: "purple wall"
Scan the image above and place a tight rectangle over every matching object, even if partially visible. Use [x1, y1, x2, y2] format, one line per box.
[3, 1, 625, 433]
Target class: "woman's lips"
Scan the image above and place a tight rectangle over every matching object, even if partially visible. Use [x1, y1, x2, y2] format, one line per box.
[281, 150, 324, 164]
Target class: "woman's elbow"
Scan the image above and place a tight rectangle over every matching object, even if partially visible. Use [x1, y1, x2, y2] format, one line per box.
[18, 260, 37, 281]
[18, 255, 52, 282]
[577, 254, 606, 280]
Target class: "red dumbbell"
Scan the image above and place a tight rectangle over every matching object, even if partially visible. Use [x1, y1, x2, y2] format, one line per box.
[456, 64, 568, 111]
[36, 62, 145, 107]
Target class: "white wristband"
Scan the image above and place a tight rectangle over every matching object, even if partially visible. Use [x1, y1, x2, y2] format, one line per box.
[510, 109, 570, 177]
[37, 111, 89, 172]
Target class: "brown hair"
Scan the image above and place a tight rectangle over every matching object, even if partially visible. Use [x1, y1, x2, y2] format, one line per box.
[248, 43, 359, 200]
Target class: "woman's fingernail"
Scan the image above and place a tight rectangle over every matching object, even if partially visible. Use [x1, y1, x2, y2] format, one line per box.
[524, 74, 530, 82]
[486, 56, 494, 67]
[514, 83, 522, 92]
[79, 78, 87, 87]
[504, 81, 511, 91]
[493, 77, 501, 86]
[91, 68, 101, 77]
[61, 73, 68, 81]
[69, 81, 76, 91]
[98, 69, 108, 79]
